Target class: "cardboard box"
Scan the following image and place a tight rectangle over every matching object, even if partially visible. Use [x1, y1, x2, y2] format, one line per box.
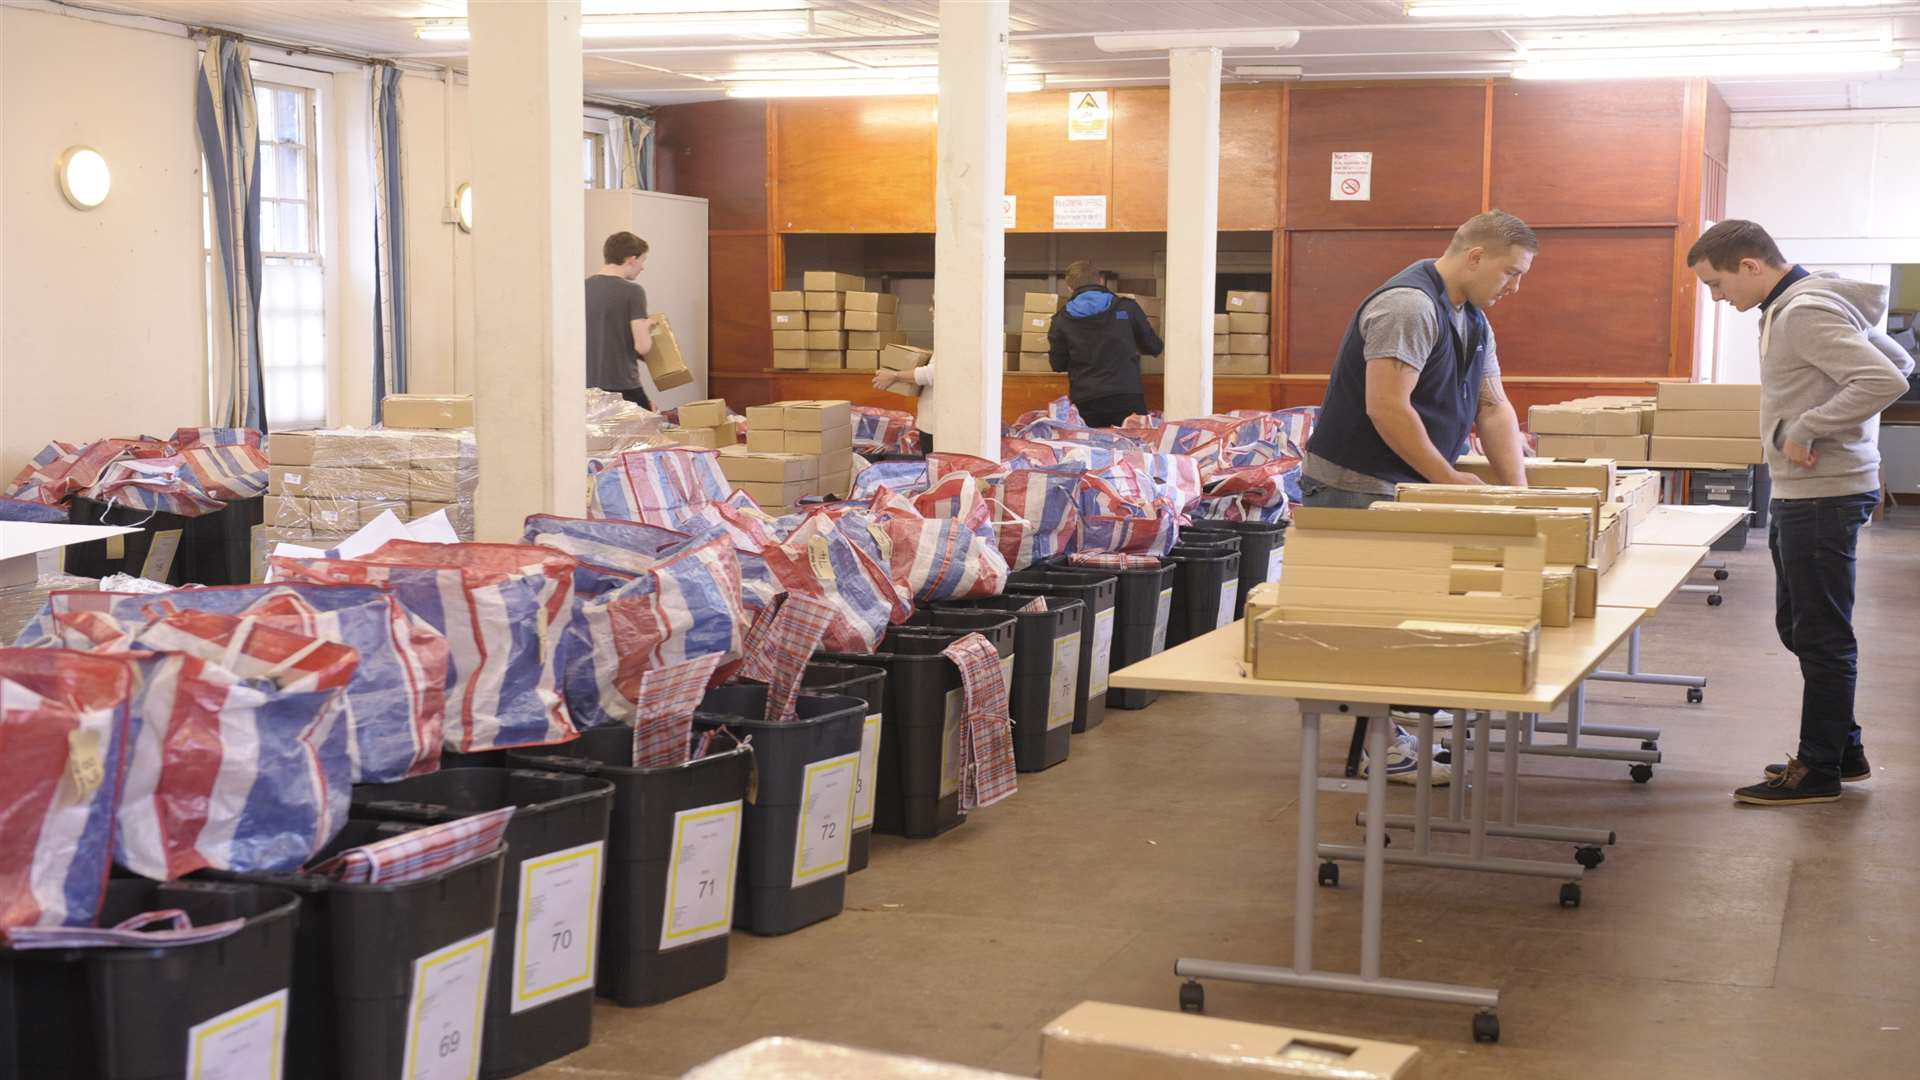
[770, 310, 805, 330]
[307, 498, 358, 534]
[772, 329, 809, 350]
[1229, 334, 1269, 355]
[1394, 484, 1604, 534]
[1226, 312, 1268, 334]
[646, 315, 694, 390]
[802, 271, 864, 292]
[716, 445, 818, 484]
[880, 343, 933, 372]
[670, 425, 723, 450]
[745, 404, 787, 431]
[382, 394, 474, 430]
[1454, 564, 1577, 627]
[843, 291, 897, 313]
[849, 330, 909, 351]
[806, 351, 844, 370]
[1649, 435, 1766, 465]
[1213, 333, 1231, 354]
[821, 447, 854, 475]
[409, 467, 479, 503]
[1225, 290, 1270, 313]
[264, 494, 310, 529]
[1529, 404, 1648, 437]
[843, 309, 896, 332]
[745, 428, 786, 453]
[784, 400, 853, 431]
[1024, 292, 1060, 313]
[1216, 354, 1269, 375]
[1213, 313, 1230, 332]
[805, 330, 847, 351]
[845, 350, 880, 370]
[818, 470, 853, 498]
[1656, 382, 1763, 411]
[1592, 503, 1631, 575]
[1535, 434, 1649, 461]
[1454, 454, 1616, 497]
[267, 466, 310, 497]
[739, 479, 813, 509]
[783, 424, 853, 455]
[769, 290, 804, 311]
[772, 349, 809, 370]
[1021, 313, 1052, 333]
[267, 431, 318, 467]
[1612, 469, 1660, 527]
[306, 466, 411, 500]
[803, 291, 842, 312]
[1571, 563, 1598, 618]
[807, 311, 844, 331]
[1253, 607, 1538, 692]
[1652, 409, 1762, 438]
[677, 399, 728, 428]
[1013, 331, 1048, 353]
[1018, 352, 1053, 373]
[1377, 499, 1593, 565]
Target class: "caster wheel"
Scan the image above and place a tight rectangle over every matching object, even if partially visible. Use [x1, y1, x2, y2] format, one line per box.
[1714, 569, 1730, 581]
[1383, 833, 1393, 848]
[1641, 740, 1659, 752]
[1574, 845, 1605, 869]
[1179, 980, 1204, 1013]
[1317, 862, 1340, 888]
[1687, 687, 1705, 704]
[1707, 594, 1724, 607]
[1472, 1011, 1501, 1044]
[1559, 882, 1582, 909]
[1630, 764, 1654, 784]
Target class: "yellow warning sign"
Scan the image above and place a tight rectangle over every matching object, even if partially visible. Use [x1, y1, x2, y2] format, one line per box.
[1067, 90, 1109, 141]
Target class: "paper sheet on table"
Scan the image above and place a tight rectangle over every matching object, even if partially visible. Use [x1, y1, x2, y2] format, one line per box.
[334, 511, 413, 560]
[404, 509, 460, 544]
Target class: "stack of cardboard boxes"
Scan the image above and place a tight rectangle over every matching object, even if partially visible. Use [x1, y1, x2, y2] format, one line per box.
[1218, 290, 1271, 374]
[742, 399, 855, 508]
[1650, 383, 1766, 464]
[1528, 396, 1656, 461]
[879, 343, 933, 397]
[771, 272, 902, 372]
[258, 422, 479, 570]
[665, 399, 740, 450]
[1454, 452, 1661, 531]
[1010, 292, 1058, 373]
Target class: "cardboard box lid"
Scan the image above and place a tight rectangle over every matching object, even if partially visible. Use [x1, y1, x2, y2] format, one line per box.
[1294, 505, 1539, 537]
[1041, 1003, 1419, 1080]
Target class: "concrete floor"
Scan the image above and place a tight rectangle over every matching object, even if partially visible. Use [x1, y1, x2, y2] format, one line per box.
[534, 510, 1920, 1079]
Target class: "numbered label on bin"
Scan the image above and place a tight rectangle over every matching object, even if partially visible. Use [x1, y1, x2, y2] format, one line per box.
[1152, 588, 1173, 654]
[511, 840, 604, 1013]
[1048, 631, 1081, 730]
[794, 752, 859, 886]
[185, 987, 288, 1080]
[402, 930, 493, 1080]
[1218, 580, 1238, 630]
[661, 801, 742, 951]
[940, 689, 964, 799]
[1266, 545, 1285, 584]
[1088, 605, 1115, 695]
[853, 712, 883, 829]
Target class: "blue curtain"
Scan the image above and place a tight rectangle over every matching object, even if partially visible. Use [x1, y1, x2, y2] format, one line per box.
[372, 64, 409, 423]
[195, 36, 266, 433]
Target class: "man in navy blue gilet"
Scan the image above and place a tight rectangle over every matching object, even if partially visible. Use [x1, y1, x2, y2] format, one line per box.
[1301, 211, 1539, 785]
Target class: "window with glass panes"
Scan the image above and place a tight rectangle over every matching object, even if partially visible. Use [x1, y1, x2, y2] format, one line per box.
[255, 81, 327, 430]
[584, 130, 608, 188]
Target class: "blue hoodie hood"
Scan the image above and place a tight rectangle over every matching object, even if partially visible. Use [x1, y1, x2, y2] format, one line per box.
[1066, 289, 1114, 318]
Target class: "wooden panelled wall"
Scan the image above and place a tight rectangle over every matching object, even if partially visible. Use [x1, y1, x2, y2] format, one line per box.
[652, 80, 1725, 421]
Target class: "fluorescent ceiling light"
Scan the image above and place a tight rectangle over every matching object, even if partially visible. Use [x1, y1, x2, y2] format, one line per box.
[413, 9, 812, 41]
[1232, 65, 1304, 78]
[1094, 29, 1301, 53]
[726, 76, 1045, 98]
[414, 21, 468, 41]
[1409, 0, 1907, 17]
[1514, 47, 1902, 79]
[582, 0, 808, 13]
[721, 63, 1040, 82]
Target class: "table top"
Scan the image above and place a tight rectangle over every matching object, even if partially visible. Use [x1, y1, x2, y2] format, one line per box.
[1631, 504, 1750, 547]
[1109, 606, 1644, 714]
[1596, 543, 1711, 610]
[1629, 460, 1758, 472]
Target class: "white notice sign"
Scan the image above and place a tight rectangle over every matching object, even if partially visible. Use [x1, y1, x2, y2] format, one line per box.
[1048, 631, 1081, 731]
[1002, 194, 1018, 229]
[1152, 587, 1174, 654]
[1052, 195, 1108, 230]
[401, 931, 493, 1080]
[1067, 90, 1109, 141]
[793, 752, 859, 886]
[511, 840, 604, 1013]
[940, 690, 964, 798]
[1219, 580, 1239, 630]
[1088, 605, 1116, 695]
[1331, 151, 1372, 201]
[853, 712, 883, 828]
[661, 802, 742, 951]
[1267, 545, 1285, 583]
[185, 988, 288, 1080]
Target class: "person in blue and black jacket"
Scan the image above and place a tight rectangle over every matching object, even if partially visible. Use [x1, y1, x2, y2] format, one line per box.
[1048, 259, 1163, 428]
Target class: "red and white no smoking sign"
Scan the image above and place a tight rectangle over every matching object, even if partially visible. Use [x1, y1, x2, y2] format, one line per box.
[1331, 151, 1372, 202]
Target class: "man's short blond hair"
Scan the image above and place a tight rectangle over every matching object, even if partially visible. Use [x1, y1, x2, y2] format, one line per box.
[1446, 210, 1537, 256]
[1064, 259, 1102, 291]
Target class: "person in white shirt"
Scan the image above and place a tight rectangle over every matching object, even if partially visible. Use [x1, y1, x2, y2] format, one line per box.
[870, 361, 936, 453]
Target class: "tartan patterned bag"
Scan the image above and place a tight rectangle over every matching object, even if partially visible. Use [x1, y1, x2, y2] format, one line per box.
[941, 632, 1017, 812]
[738, 594, 837, 723]
[313, 806, 514, 885]
[631, 653, 725, 768]
[1067, 552, 1162, 570]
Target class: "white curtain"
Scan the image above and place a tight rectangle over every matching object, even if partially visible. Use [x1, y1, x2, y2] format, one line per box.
[615, 114, 655, 191]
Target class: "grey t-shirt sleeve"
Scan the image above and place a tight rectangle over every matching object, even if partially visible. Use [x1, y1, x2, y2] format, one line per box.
[1357, 288, 1441, 372]
[630, 284, 648, 322]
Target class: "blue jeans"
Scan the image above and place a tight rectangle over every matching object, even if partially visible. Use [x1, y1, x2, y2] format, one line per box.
[1300, 478, 1386, 509]
[1768, 492, 1878, 769]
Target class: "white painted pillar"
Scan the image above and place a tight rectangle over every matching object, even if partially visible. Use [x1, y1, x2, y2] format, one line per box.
[1163, 46, 1222, 420]
[468, 0, 586, 539]
[330, 67, 376, 429]
[930, 0, 1008, 457]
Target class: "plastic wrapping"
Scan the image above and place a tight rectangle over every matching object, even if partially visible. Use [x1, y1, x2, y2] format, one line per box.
[682, 1037, 1026, 1080]
[267, 427, 478, 539]
[587, 388, 670, 455]
[0, 572, 96, 645]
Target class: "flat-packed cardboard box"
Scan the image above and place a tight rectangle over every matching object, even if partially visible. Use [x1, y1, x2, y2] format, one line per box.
[678, 399, 729, 428]
[1529, 404, 1648, 437]
[843, 309, 896, 332]
[805, 330, 847, 350]
[1656, 382, 1763, 412]
[1454, 454, 1616, 496]
[306, 466, 411, 500]
[1039, 1001, 1420, 1080]
[1023, 292, 1060, 313]
[843, 291, 897, 313]
[1253, 606, 1539, 692]
[739, 479, 813, 509]
[745, 404, 787, 431]
[1612, 469, 1660, 527]
[1394, 483, 1605, 535]
[1020, 331, 1051, 353]
[845, 350, 880, 370]
[1213, 313, 1230, 332]
[1651, 409, 1761, 438]
[1454, 563, 1577, 627]
[1226, 312, 1268, 334]
[1225, 290, 1270, 313]
[1213, 333, 1231, 354]
[802, 291, 842, 312]
[769, 290, 804, 310]
[806, 350, 844, 370]
[1216, 354, 1269, 375]
[802, 271, 864, 292]
[807, 311, 844, 331]
[382, 394, 474, 430]
[1377, 499, 1593, 564]
[1228, 334, 1269, 355]
[1018, 352, 1053, 373]
[784, 400, 853, 431]
[1649, 435, 1766, 465]
[850, 330, 909, 351]
[1536, 434, 1649, 461]
[716, 445, 817, 484]
[880, 343, 933, 372]
[745, 428, 786, 454]
[783, 424, 853, 455]
[770, 310, 805, 330]
[772, 329, 809, 350]
[646, 315, 695, 390]
[772, 349, 809, 370]
[1592, 503, 1631, 575]
[1020, 313, 1052, 333]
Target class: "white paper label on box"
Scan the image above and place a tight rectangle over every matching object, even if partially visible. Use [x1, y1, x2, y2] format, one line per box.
[401, 930, 492, 1080]
[1331, 151, 1372, 201]
[1067, 90, 1109, 141]
[184, 987, 288, 1080]
[1052, 195, 1108, 230]
[141, 529, 182, 583]
[793, 752, 858, 886]
[511, 840, 604, 1013]
[1267, 546, 1285, 584]
[1002, 194, 1017, 228]
[1152, 587, 1174, 654]
[282, 471, 302, 486]
[660, 801, 741, 951]
[1048, 631, 1081, 731]
[940, 689, 964, 798]
[1218, 580, 1239, 630]
[1088, 605, 1115, 695]
[853, 712, 883, 828]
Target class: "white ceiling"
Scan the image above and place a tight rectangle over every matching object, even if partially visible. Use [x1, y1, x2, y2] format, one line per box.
[39, 0, 1920, 111]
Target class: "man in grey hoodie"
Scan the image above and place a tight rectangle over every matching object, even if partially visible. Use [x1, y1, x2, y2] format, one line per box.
[1688, 220, 1915, 806]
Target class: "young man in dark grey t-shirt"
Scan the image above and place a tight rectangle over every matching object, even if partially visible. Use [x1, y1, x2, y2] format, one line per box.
[586, 231, 656, 408]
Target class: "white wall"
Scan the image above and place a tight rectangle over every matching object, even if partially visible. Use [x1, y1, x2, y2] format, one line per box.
[398, 71, 476, 396]
[1, 6, 207, 478]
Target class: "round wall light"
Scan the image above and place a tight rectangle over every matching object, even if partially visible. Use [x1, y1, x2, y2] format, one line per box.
[454, 182, 473, 233]
[58, 145, 112, 210]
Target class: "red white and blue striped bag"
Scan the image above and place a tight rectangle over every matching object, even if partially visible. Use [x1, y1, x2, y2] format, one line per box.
[986, 467, 1080, 568]
[850, 405, 920, 456]
[588, 447, 733, 520]
[854, 507, 1007, 604]
[761, 520, 907, 654]
[0, 648, 136, 932]
[941, 633, 1017, 812]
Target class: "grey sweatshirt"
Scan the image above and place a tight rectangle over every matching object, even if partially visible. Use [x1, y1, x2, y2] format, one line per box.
[1759, 272, 1915, 500]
